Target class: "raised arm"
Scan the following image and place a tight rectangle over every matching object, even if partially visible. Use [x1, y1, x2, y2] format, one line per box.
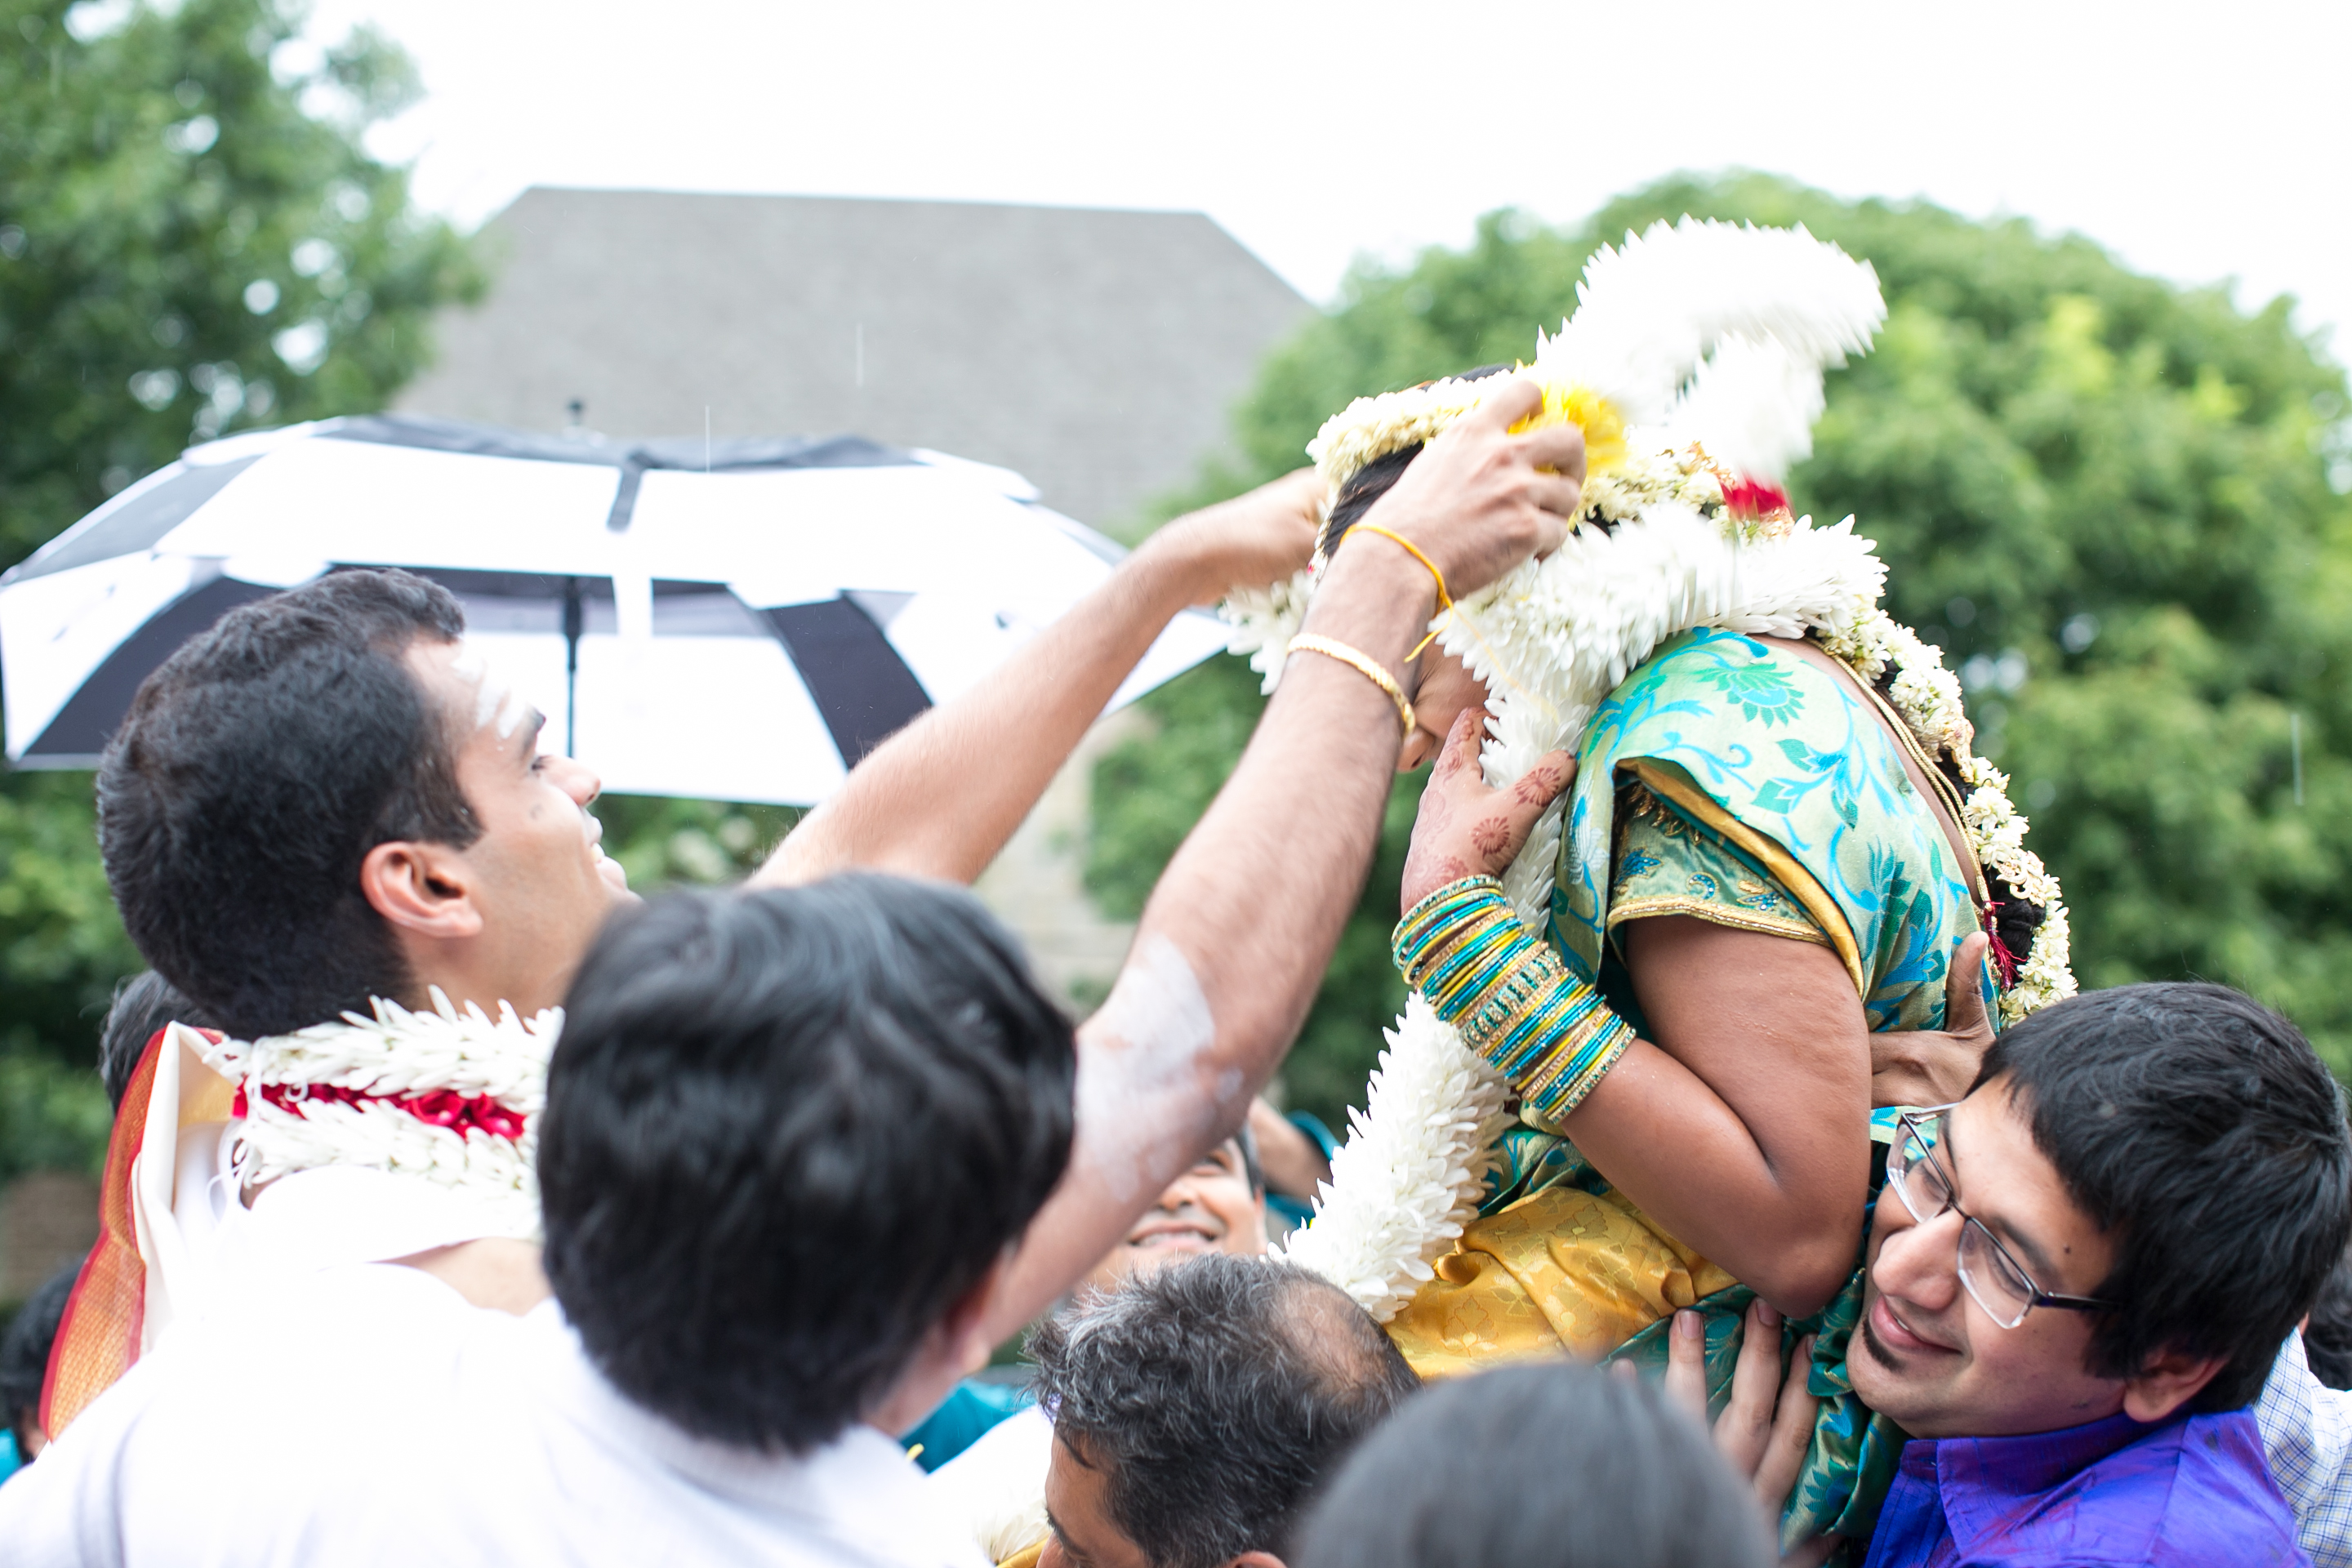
[751, 470, 1324, 889]
[982, 381, 1586, 1337]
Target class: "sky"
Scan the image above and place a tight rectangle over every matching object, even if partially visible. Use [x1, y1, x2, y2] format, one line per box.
[301, 0, 2352, 351]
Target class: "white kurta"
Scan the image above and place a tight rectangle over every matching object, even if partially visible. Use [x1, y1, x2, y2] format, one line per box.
[0, 1255, 984, 1568]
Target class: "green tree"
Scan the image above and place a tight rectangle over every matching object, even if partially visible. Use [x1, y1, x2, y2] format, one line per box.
[1091, 173, 2352, 1125]
[0, 0, 479, 1181]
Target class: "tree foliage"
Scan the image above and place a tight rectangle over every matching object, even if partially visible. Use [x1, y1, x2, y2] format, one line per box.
[0, 0, 479, 1181]
[1089, 173, 2352, 1125]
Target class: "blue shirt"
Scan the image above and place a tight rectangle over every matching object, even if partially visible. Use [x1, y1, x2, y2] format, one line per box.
[1864, 1409, 2309, 1567]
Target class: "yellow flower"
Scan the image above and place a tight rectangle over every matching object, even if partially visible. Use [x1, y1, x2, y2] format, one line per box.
[1507, 378, 1628, 475]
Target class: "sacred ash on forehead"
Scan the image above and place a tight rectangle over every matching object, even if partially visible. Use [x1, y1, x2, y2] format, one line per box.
[446, 640, 533, 741]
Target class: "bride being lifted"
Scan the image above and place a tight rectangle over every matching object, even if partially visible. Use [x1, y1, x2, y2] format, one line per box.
[1241, 220, 2075, 1545]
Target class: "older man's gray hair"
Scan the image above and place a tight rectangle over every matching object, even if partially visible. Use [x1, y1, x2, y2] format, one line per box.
[1028, 1253, 1420, 1568]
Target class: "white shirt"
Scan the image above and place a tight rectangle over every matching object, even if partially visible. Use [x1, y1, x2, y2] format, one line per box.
[2258, 1328, 2352, 1568]
[926, 1405, 1055, 1563]
[1, 1252, 982, 1568]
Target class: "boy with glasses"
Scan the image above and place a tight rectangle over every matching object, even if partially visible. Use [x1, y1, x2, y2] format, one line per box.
[1848, 982, 2350, 1566]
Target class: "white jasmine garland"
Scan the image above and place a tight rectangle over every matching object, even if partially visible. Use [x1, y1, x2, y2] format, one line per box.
[1277, 995, 1513, 1319]
[198, 987, 557, 1240]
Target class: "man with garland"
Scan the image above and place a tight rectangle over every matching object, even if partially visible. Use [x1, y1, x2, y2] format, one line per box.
[1260, 220, 2056, 1546]
[2, 383, 1586, 1562]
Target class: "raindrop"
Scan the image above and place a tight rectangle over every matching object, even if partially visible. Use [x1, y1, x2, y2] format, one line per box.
[2026, 778, 2056, 811]
[243, 278, 280, 314]
[1945, 596, 1976, 626]
[173, 78, 203, 109]
[0, 225, 24, 261]
[2060, 612, 2099, 653]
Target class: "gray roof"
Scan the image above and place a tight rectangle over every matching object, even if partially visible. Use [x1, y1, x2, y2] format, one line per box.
[395, 189, 1315, 530]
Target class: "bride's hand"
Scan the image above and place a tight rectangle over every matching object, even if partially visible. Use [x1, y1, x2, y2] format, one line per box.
[1400, 710, 1575, 911]
[1143, 467, 1325, 607]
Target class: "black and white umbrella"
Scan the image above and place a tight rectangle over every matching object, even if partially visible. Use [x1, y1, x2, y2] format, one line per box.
[0, 416, 1227, 804]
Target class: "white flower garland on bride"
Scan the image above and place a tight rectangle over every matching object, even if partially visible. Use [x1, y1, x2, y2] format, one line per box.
[1236, 220, 2074, 1320]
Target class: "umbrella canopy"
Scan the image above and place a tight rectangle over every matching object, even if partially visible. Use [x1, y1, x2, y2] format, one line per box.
[0, 415, 1228, 804]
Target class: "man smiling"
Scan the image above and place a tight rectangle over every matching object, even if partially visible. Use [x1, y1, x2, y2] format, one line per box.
[1082, 1134, 1269, 1291]
[1848, 983, 2351, 1567]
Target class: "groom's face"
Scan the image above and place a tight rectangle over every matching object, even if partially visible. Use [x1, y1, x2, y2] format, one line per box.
[1846, 1080, 2120, 1438]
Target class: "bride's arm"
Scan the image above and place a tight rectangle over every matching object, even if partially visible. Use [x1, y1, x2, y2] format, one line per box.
[1397, 718, 1993, 1318]
[1582, 917, 1870, 1317]
[751, 470, 1323, 889]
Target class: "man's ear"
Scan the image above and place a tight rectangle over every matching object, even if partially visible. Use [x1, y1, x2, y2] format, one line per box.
[864, 1253, 1014, 1437]
[360, 839, 486, 940]
[941, 1252, 1013, 1377]
[2120, 1345, 2227, 1423]
[1225, 1554, 1286, 1568]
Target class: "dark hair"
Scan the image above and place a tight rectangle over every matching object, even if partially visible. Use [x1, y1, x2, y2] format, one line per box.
[2, 1260, 81, 1432]
[1320, 366, 1516, 560]
[1293, 1362, 1771, 1568]
[1975, 982, 2352, 1411]
[539, 876, 1076, 1452]
[1232, 1121, 1264, 1195]
[2305, 1243, 2352, 1392]
[1029, 1254, 1419, 1568]
[98, 972, 213, 1112]
[96, 568, 478, 1040]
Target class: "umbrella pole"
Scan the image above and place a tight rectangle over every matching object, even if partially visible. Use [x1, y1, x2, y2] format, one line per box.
[563, 575, 583, 758]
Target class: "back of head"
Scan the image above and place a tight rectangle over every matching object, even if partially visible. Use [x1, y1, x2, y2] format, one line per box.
[2305, 1243, 2352, 1392]
[96, 568, 475, 1040]
[538, 875, 1076, 1452]
[98, 971, 212, 1111]
[1977, 981, 2352, 1410]
[1293, 1363, 1771, 1568]
[1029, 1253, 1420, 1568]
[2, 1260, 81, 1434]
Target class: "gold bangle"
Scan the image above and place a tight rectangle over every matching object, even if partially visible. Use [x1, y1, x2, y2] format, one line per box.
[1346, 523, 1454, 662]
[1288, 635, 1415, 737]
[1346, 523, 1453, 612]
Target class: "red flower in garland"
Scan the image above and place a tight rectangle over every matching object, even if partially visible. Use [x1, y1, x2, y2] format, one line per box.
[1720, 477, 1792, 519]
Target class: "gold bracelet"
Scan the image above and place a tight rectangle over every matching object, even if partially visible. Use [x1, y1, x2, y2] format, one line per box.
[1288, 635, 1415, 737]
[1346, 523, 1453, 612]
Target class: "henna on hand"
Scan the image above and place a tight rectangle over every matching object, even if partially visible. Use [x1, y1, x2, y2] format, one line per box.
[1401, 710, 1576, 910]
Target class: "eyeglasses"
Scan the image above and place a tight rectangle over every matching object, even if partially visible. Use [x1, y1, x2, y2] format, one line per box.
[1884, 1106, 2117, 1331]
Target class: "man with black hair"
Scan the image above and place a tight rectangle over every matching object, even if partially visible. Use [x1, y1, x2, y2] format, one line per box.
[96, 973, 209, 1113]
[0, 1263, 78, 1481]
[4, 384, 1585, 1562]
[1847, 982, 2350, 1566]
[1022, 1254, 1420, 1568]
